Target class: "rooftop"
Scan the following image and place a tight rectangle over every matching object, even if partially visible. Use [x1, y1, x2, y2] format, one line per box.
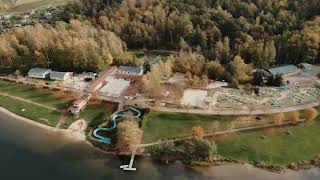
[50, 71, 69, 79]
[28, 68, 51, 75]
[266, 65, 300, 76]
[118, 66, 144, 74]
[85, 66, 117, 92]
[99, 78, 130, 97]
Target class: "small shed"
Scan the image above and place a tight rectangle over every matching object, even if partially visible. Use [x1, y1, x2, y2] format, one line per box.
[28, 68, 51, 79]
[265, 65, 301, 77]
[118, 66, 144, 76]
[50, 71, 72, 81]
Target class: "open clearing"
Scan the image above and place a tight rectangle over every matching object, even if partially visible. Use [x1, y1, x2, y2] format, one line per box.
[216, 116, 320, 166]
[142, 112, 236, 143]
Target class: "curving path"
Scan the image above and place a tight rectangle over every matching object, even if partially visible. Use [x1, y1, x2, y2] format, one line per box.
[92, 107, 142, 144]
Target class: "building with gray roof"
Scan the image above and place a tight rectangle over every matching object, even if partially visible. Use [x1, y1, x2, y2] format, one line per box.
[265, 65, 301, 77]
[50, 71, 72, 81]
[118, 66, 144, 76]
[28, 68, 51, 79]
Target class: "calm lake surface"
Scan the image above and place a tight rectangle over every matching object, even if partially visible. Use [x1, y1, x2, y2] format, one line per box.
[1, 111, 320, 180]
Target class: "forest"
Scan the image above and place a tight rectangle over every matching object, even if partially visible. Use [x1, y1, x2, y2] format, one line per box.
[63, 0, 319, 66]
[0, 20, 139, 72]
[0, 0, 319, 84]
[0, 0, 16, 11]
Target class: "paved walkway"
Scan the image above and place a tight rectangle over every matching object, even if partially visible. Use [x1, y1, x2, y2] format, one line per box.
[151, 101, 320, 116]
[137, 118, 307, 148]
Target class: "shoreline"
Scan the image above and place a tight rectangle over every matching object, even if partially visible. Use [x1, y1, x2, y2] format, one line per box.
[0, 106, 117, 155]
[1, 106, 319, 173]
[0, 107, 86, 142]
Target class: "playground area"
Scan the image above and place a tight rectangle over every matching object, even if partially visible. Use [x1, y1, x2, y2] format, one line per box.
[206, 86, 320, 110]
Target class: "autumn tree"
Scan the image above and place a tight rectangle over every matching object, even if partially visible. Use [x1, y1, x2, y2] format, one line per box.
[289, 111, 300, 124]
[183, 138, 217, 161]
[116, 120, 143, 154]
[229, 55, 251, 83]
[192, 126, 205, 139]
[305, 108, 318, 121]
[274, 112, 285, 126]
[140, 65, 161, 97]
[173, 51, 205, 76]
[206, 61, 225, 80]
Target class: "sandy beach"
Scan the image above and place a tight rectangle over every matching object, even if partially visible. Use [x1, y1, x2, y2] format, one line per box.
[0, 107, 87, 142]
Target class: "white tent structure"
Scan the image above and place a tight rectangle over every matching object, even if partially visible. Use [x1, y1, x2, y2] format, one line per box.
[28, 68, 51, 79]
[50, 71, 72, 81]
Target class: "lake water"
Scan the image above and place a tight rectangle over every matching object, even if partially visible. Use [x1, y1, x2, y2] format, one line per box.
[1, 110, 320, 180]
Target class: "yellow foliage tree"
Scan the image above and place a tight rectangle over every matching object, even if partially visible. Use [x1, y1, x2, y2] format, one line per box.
[274, 112, 285, 126]
[305, 108, 318, 121]
[289, 111, 300, 124]
[192, 126, 205, 139]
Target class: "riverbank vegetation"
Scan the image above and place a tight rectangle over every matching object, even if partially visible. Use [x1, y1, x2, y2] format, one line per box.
[150, 138, 218, 165]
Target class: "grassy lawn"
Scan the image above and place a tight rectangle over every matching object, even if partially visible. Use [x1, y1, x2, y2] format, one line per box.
[0, 95, 61, 126]
[0, 80, 116, 128]
[216, 117, 320, 166]
[61, 103, 117, 129]
[0, 80, 72, 109]
[142, 112, 235, 143]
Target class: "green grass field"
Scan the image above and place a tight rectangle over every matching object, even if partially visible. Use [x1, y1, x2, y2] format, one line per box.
[0, 80, 116, 128]
[216, 117, 320, 166]
[0, 80, 72, 109]
[0, 95, 61, 126]
[142, 112, 235, 143]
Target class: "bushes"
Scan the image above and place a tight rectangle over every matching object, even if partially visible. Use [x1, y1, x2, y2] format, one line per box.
[184, 138, 217, 161]
[150, 138, 218, 163]
[267, 74, 284, 87]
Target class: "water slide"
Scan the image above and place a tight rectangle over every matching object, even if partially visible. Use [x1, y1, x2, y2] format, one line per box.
[92, 107, 142, 144]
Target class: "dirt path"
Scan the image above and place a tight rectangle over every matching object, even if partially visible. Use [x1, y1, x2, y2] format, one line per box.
[0, 91, 59, 111]
[55, 111, 67, 129]
[152, 101, 320, 116]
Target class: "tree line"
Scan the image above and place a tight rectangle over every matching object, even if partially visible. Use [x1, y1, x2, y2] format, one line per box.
[0, 20, 131, 72]
[63, 0, 319, 67]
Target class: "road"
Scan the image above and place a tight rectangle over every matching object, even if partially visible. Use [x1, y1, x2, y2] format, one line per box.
[137, 118, 307, 148]
[151, 101, 320, 116]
